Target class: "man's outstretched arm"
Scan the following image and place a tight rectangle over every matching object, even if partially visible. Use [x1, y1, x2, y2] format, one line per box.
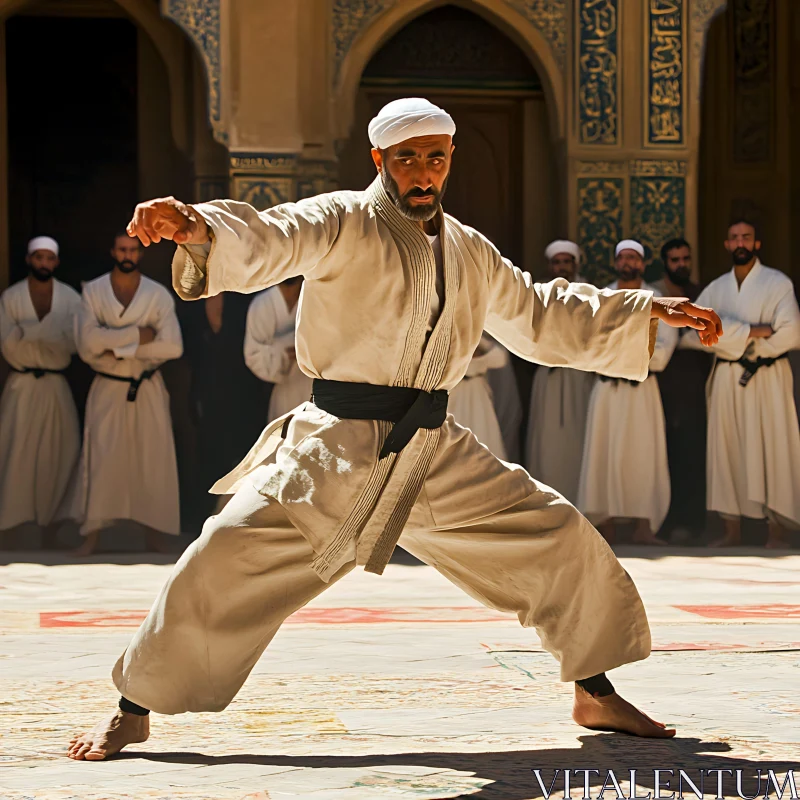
[480, 236, 721, 381]
[127, 195, 342, 301]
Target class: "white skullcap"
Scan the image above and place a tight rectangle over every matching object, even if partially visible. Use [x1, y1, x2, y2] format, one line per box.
[615, 239, 645, 258]
[28, 236, 59, 256]
[544, 240, 580, 262]
[368, 98, 456, 150]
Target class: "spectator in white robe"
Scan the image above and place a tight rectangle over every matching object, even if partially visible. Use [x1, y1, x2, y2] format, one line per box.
[578, 240, 678, 544]
[244, 276, 312, 422]
[485, 338, 522, 463]
[73, 232, 183, 556]
[448, 334, 508, 459]
[681, 219, 800, 547]
[526, 240, 595, 503]
[0, 237, 81, 547]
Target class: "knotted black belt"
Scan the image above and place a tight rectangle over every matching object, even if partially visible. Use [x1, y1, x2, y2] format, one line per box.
[93, 369, 159, 402]
[718, 352, 788, 387]
[597, 374, 643, 387]
[10, 366, 66, 379]
[312, 379, 448, 459]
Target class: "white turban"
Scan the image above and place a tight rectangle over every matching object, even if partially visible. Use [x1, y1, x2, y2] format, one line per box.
[368, 98, 456, 150]
[615, 239, 645, 258]
[28, 236, 59, 256]
[544, 240, 580, 262]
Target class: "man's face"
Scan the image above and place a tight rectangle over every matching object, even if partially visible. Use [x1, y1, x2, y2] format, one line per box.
[111, 235, 142, 273]
[372, 134, 454, 222]
[548, 253, 577, 281]
[615, 249, 645, 282]
[26, 250, 59, 282]
[665, 245, 692, 286]
[724, 223, 760, 266]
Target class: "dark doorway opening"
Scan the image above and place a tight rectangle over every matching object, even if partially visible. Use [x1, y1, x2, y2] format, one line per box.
[6, 15, 138, 288]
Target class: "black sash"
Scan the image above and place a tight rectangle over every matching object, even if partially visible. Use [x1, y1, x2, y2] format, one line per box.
[312, 379, 448, 459]
[94, 368, 159, 402]
[10, 366, 66, 379]
[717, 352, 788, 387]
[597, 374, 643, 387]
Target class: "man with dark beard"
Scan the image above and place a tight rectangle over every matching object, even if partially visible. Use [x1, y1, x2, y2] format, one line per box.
[681, 219, 800, 547]
[72, 232, 183, 555]
[68, 99, 723, 760]
[0, 237, 81, 547]
[652, 239, 712, 543]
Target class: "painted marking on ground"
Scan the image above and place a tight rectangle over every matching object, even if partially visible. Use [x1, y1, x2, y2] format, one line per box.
[676, 604, 800, 619]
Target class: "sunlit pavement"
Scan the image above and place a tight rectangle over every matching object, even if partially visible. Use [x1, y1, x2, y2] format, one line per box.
[1, 546, 798, 799]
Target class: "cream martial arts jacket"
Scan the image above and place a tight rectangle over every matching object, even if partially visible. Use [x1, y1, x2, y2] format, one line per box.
[173, 177, 655, 581]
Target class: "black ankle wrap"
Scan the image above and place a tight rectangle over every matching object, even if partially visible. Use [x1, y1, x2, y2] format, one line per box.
[119, 696, 150, 716]
[576, 673, 615, 697]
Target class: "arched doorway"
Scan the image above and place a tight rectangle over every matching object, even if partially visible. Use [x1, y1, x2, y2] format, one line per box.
[1, 0, 227, 289]
[337, 4, 558, 271]
[698, 0, 799, 283]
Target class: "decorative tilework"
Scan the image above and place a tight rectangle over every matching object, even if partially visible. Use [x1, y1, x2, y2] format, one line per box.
[504, 0, 567, 69]
[689, 0, 728, 104]
[232, 178, 293, 210]
[577, 0, 619, 145]
[332, 0, 393, 82]
[646, 0, 685, 145]
[163, 0, 223, 141]
[577, 176, 624, 285]
[631, 174, 686, 272]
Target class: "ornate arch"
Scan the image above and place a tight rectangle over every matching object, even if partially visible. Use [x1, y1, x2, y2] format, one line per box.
[333, 0, 567, 143]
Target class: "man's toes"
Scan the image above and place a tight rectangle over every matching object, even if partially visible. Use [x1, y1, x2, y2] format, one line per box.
[75, 742, 93, 760]
[85, 747, 108, 761]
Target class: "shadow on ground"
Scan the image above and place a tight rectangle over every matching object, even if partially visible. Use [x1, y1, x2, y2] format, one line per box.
[123, 735, 796, 799]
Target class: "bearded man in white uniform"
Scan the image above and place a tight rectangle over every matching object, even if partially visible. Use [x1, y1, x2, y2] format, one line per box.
[69, 99, 722, 760]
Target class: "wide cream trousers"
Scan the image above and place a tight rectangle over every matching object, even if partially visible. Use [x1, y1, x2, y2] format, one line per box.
[113, 458, 651, 715]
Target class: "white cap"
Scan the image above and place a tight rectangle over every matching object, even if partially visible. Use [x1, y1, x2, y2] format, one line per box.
[615, 239, 645, 258]
[368, 98, 456, 150]
[544, 240, 580, 262]
[28, 236, 59, 256]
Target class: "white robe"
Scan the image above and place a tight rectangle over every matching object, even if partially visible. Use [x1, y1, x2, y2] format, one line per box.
[244, 286, 313, 422]
[74, 273, 183, 536]
[578, 282, 677, 531]
[681, 260, 800, 525]
[526, 366, 595, 504]
[485, 343, 523, 463]
[0, 278, 81, 529]
[173, 178, 657, 580]
[448, 335, 508, 459]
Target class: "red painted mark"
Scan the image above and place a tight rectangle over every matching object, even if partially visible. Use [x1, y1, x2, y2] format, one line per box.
[39, 606, 516, 628]
[675, 604, 800, 619]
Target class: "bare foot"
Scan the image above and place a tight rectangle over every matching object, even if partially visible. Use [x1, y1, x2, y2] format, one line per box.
[72, 532, 99, 557]
[765, 520, 791, 549]
[631, 529, 668, 546]
[599, 520, 616, 545]
[67, 708, 149, 760]
[572, 684, 676, 738]
[710, 532, 741, 547]
[145, 530, 171, 554]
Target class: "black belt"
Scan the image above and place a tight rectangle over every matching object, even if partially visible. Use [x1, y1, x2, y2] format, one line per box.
[10, 366, 66, 379]
[94, 369, 158, 402]
[312, 379, 448, 459]
[597, 374, 643, 387]
[718, 352, 788, 387]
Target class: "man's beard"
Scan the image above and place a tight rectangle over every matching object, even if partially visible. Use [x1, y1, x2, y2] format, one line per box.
[114, 259, 138, 274]
[381, 169, 448, 222]
[28, 267, 53, 282]
[731, 246, 755, 266]
[666, 265, 692, 287]
[617, 268, 642, 283]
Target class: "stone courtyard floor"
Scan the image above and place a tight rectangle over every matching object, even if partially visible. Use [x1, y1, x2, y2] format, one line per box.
[0, 546, 798, 799]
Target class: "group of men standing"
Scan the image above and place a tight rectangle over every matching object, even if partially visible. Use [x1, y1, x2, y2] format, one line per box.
[522, 223, 800, 546]
[2, 220, 799, 551]
[0, 233, 183, 554]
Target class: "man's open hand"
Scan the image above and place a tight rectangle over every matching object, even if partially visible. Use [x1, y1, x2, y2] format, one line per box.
[127, 197, 209, 247]
[651, 297, 723, 347]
